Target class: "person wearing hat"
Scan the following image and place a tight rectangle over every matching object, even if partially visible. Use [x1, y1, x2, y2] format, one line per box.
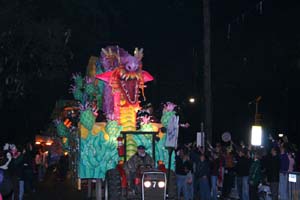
[124, 145, 154, 190]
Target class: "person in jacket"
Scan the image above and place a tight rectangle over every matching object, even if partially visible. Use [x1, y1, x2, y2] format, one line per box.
[22, 143, 35, 194]
[58, 154, 69, 181]
[249, 151, 262, 200]
[279, 145, 289, 200]
[195, 154, 210, 200]
[222, 147, 235, 199]
[210, 151, 224, 200]
[266, 147, 280, 200]
[175, 148, 193, 200]
[236, 148, 251, 200]
[288, 152, 295, 172]
[8, 145, 24, 200]
[124, 145, 154, 190]
[0, 148, 13, 199]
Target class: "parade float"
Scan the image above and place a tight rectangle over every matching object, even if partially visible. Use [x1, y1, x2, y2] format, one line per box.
[55, 46, 179, 199]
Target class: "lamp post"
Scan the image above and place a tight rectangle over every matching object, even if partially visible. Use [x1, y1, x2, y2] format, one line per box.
[254, 96, 262, 125]
[203, 0, 212, 144]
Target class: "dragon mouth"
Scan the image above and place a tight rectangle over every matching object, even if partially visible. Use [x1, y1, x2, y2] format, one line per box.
[120, 79, 139, 104]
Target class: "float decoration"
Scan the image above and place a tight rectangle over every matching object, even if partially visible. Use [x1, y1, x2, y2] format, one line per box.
[79, 103, 96, 131]
[54, 119, 71, 150]
[96, 46, 153, 122]
[54, 120, 70, 138]
[84, 77, 97, 98]
[95, 46, 154, 159]
[79, 120, 122, 178]
[62, 46, 180, 179]
[70, 73, 84, 103]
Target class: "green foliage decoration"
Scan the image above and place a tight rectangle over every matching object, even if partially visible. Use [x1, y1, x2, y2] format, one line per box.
[80, 108, 95, 131]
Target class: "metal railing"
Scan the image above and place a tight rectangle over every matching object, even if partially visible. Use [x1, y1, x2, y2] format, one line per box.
[279, 172, 300, 200]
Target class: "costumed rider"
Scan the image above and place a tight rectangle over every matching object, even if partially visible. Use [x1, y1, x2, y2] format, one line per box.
[0, 144, 13, 199]
[124, 145, 154, 189]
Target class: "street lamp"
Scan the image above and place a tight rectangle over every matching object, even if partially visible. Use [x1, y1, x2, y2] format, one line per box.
[250, 96, 263, 146]
[189, 97, 195, 103]
[251, 125, 262, 146]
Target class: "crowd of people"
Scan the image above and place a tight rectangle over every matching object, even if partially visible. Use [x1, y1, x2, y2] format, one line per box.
[0, 142, 68, 200]
[1, 134, 299, 200]
[175, 136, 299, 200]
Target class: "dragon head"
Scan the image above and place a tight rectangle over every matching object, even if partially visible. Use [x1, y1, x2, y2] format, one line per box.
[121, 48, 143, 73]
[123, 55, 140, 72]
[118, 48, 145, 104]
[96, 47, 152, 106]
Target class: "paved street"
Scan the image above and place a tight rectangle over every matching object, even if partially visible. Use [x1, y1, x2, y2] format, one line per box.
[24, 171, 87, 200]
[21, 168, 241, 200]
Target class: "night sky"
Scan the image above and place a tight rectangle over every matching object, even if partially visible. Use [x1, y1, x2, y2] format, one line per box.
[0, 0, 299, 144]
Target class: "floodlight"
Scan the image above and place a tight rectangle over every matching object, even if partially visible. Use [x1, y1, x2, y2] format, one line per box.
[251, 125, 262, 146]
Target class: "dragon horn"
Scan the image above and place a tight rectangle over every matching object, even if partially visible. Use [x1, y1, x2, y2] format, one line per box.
[101, 48, 108, 56]
[134, 47, 139, 56]
[139, 48, 144, 56]
[108, 48, 112, 55]
[116, 45, 121, 64]
[134, 47, 144, 60]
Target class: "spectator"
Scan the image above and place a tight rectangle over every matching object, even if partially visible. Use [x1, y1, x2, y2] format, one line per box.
[266, 147, 280, 200]
[222, 147, 235, 198]
[296, 150, 300, 172]
[215, 143, 225, 188]
[0, 148, 13, 199]
[210, 151, 224, 200]
[190, 145, 200, 199]
[22, 143, 35, 194]
[195, 154, 210, 200]
[8, 144, 23, 200]
[16, 146, 27, 200]
[184, 147, 193, 200]
[0, 169, 13, 200]
[175, 148, 193, 200]
[288, 152, 295, 172]
[279, 145, 289, 200]
[236, 148, 251, 200]
[35, 149, 47, 182]
[35, 149, 42, 182]
[249, 151, 262, 200]
[58, 154, 69, 181]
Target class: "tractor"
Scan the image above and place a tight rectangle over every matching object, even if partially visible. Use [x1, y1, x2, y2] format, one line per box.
[104, 131, 177, 200]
